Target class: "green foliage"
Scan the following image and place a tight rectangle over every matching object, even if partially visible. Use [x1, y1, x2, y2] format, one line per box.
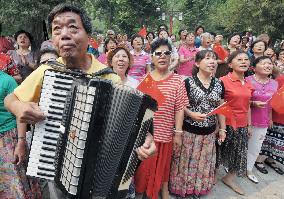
[93, 0, 165, 35]
[0, 0, 282, 46]
[202, 0, 284, 40]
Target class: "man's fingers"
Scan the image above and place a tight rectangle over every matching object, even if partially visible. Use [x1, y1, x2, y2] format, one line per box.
[136, 148, 147, 160]
[13, 155, 19, 164]
[17, 156, 24, 165]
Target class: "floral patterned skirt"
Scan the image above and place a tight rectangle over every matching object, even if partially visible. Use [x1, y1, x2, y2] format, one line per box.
[261, 124, 284, 165]
[169, 131, 216, 197]
[217, 126, 248, 176]
[0, 128, 42, 199]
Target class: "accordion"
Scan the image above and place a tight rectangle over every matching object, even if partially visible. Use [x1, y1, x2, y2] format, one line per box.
[26, 68, 157, 199]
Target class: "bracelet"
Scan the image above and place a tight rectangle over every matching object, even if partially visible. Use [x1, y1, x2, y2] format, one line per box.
[219, 129, 227, 133]
[173, 129, 183, 135]
[17, 136, 26, 140]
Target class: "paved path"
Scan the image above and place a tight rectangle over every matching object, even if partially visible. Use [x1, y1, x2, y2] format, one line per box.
[43, 164, 284, 199]
[168, 164, 284, 199]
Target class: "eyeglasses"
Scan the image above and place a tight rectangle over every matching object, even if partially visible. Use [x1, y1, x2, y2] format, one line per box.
[153, 50, 171, 57]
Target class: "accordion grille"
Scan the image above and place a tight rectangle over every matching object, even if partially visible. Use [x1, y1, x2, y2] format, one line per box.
[92, 85, 143, 196]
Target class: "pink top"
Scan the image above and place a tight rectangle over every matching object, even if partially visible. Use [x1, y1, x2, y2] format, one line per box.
[246, 75, 278, 128]
[177, 46, 198, 76]
[128, 50, 151, 80]
[97, 54, 107, 65]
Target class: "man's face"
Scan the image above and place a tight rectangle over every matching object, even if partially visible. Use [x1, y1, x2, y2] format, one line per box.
[51, 12, 89, 60]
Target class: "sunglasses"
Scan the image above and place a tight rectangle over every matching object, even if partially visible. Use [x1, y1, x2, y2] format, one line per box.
[153, 50, 171, 57]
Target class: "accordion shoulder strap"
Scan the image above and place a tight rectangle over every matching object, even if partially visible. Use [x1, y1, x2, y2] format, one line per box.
[45, 61, 67, 71]
[92, 67, 116, 77]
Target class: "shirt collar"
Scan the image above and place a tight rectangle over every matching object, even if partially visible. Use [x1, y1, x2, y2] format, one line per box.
[130, 50, 146, 56]
[228, 72, 247, 83]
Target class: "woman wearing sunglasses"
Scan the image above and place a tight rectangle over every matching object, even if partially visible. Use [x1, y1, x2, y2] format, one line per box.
[135, 38, 188, 199]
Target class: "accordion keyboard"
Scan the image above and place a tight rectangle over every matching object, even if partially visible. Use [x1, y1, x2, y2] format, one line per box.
[26, 70, 74, 180]
[59, 84, 96, 195]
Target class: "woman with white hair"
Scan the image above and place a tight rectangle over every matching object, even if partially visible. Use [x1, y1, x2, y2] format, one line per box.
[198, 32, 213, 51]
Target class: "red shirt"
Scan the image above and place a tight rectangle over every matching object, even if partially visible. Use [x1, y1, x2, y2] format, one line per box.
[152, 73, 189, 142]
[0, 53, 19, 76]
[220, 73, 253, 127]
[272, 75, 284, 124]
[0, 36, 14, 53]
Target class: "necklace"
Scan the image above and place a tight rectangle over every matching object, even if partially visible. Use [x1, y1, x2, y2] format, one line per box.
[253, 74, 269, 84]
[197, 73, 212, 86]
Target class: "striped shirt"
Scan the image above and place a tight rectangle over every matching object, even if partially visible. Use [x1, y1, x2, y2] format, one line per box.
[152, 73, 189, 142]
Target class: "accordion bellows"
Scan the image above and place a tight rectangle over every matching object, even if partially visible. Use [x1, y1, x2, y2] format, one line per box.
[26, 69, 157, 199]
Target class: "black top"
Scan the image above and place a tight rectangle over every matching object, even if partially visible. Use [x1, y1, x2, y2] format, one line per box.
[183, 75, 224, 135]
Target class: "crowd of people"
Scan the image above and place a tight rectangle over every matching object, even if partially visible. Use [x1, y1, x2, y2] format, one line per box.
[1, 3, 284, 199]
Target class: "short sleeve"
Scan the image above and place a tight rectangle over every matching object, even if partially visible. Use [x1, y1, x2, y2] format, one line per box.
[178, 47, 185, 56]
[14, 64, 51, 102]
[6, 75, 18, 94]
[220, 80, 225, 99]
[6, 58, 19, 76]
[146, 54, 151, 65]
[184, 78, 191, 96]
[175, 78, 190, 112]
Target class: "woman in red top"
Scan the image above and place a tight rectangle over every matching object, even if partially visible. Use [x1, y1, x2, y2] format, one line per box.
[218, 50, 253, 195]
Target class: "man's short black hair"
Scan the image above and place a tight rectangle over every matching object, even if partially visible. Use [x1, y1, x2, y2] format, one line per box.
[151, 38, 172, 54]
[47, 3, 92, 35]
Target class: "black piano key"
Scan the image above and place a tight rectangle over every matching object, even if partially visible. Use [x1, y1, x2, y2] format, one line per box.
[54, 80, 73, 85]
[48, 110, 63, 116]
[45, 122, 60, 128]
[53, 85, 70, 91]
[52, 92, 67, 98]
[51, 98, 65, 103]
[38, 166, 55, 172]
[42, 146, 56, 152]
[37, 172, 55, 177]
[43, 141, 57, 147]
[39, 159, 54, 164]
[49, 105, 64, 111]
[41, 153, 55, 159]
[46, 116, 61, 121]
[43, 135, 58, 141]
[55, 74, 73, 80]
[45, 128, 61, 134]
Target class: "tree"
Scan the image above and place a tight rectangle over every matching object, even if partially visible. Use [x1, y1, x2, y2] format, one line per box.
[0, 0, 85, 49]
[205, 0, 284, 41]
[93, 0, 166, 35]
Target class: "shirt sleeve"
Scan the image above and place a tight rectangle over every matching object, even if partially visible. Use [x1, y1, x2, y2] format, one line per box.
[6, 58, 19, 76]
[6, 75, 18, 94]
[14, 64, 51, 102]
[178, 46, 185, 56]
[175, 78, 190, 113]
[220, 80, 225, 99]
[146, 54, 152, 65]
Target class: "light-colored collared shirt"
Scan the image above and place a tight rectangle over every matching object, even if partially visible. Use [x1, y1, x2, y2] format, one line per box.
[14, 54, 121, 103]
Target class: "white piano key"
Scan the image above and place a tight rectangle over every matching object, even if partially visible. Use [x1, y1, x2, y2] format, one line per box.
[28, 162, 55, 172]
[29, 149, 56, 159]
